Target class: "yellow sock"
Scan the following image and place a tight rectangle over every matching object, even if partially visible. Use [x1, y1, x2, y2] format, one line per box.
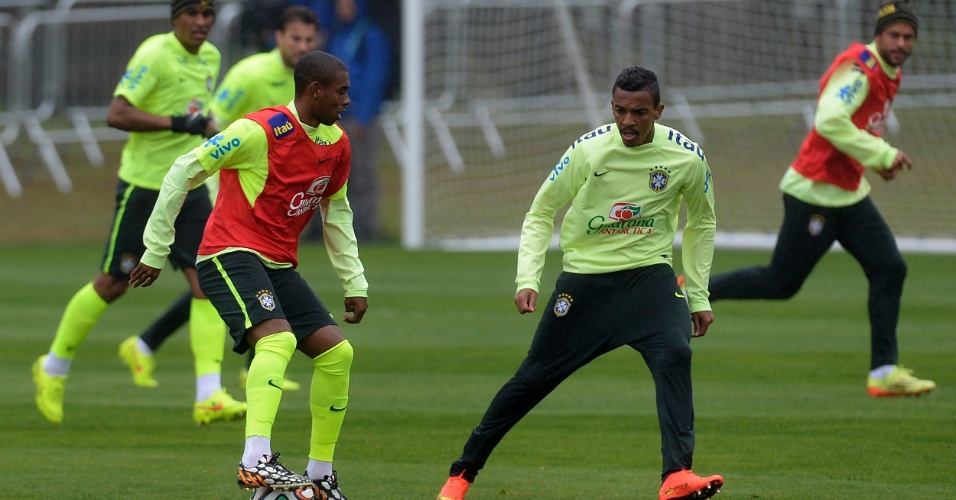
[189, 298, 226, 377]
[309, 340, 353, 461]
[246, 331, 296, 439]
[50, 282, 108, 360]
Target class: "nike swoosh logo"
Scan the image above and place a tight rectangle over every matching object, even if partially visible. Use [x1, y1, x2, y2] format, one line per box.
[594, 171, 610, 177]
[675, 292, 684, 298]
[329, 405, 347, 412]
[198, 402, 224, 411]
[268, 379, 283, 391]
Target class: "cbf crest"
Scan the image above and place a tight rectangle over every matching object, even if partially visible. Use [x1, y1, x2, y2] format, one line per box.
[553, 293, 574, 317]
[256, 290, 277, 311]
[808, 214, 825, 237]
[649, 166, 671, 192]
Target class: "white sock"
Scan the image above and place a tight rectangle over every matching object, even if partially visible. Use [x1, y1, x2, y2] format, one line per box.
[43, 353, 71, 377]
[307, 459, 333, 480]
[242, 436, 272, 467]
[196, 373, 222, 401]
[135, 337, 154, 356]
[869, 364, 895, 379]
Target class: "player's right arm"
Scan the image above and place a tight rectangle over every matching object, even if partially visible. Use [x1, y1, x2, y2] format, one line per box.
[134, 119, 265, 282]
[514, 143, 584, 309]
[814, 60, 899, 171]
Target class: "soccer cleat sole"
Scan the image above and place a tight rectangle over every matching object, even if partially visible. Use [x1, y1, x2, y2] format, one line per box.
[668, 479, 722, 500]
[867, 387, 935, 398]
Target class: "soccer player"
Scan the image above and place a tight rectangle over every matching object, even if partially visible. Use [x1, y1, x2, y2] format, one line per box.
[436, 66, 723, 500]
[119, 5, 321, 393]
[32, 0, 247, 426]
[130, 50, 366, 499]
[701, 0, 934, 398]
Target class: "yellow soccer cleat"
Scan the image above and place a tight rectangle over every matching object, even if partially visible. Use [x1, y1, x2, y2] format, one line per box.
[118, 336, 158, 388]
[33, 355, 67, 424]
[193, 388, 247, 425]
[867, 365, 936, 397]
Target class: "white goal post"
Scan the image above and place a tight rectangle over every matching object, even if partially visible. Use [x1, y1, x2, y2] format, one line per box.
[391, 0, 956, 251]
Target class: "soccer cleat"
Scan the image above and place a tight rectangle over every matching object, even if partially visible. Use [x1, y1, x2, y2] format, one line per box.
[436, 473, 470, 500]
[659, 469, 723, 500]
[32, 355, 66, 424]
[240, 368, 301, 391]
[867, 365, 936, 397]
[193, 388, 247, 425]
[118, 336, 158, 387]
[249, 485, 316, 499]
[238, 453, 313, 491]
[312, 470, 347, 500]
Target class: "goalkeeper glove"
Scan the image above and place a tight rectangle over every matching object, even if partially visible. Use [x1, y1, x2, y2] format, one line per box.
[171, 112, 209, 135]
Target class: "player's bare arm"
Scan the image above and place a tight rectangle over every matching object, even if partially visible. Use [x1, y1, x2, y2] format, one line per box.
[514, 288, 537, 314]
[690, 310, 714, 338]
[106, 96, 176, 132]
[129, 262, 162, 288]
[342, 296, 368, 324]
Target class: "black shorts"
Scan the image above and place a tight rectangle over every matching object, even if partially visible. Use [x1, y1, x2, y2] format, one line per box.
[196, 251, 337, 354]
[100, 179, 211, 278]
[532, 263, 691, 359]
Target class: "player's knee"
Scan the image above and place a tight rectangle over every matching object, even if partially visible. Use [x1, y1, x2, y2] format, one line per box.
[313, 339, 353, 375]
[255, 331, 298, 361]
[664, 341, 693, 367]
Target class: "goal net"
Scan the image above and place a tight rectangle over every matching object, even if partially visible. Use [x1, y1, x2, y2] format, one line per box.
[391, 0, 956, 251]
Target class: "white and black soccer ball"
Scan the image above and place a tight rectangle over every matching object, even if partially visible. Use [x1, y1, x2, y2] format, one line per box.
[249, 486, 316, 500]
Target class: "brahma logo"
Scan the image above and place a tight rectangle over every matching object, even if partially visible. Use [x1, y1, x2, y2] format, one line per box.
[609, 202, 641, 221]
[267, 113, 295, 139]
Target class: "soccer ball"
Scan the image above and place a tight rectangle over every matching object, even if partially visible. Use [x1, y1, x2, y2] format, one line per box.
[249, 485, 316, 500]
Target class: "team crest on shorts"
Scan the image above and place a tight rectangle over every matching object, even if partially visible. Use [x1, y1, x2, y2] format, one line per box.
[120, 253, 138, 275]
[554, 293, 574, 317]
[808, 214, 825, 236]
[256, 290, 277, 311]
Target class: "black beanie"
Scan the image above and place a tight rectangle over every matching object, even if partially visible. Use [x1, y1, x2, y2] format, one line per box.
[875, 1, 919, 35]
[171, 0, 216, 20]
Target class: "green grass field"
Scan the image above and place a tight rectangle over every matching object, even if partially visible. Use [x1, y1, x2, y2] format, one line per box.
[2, 243, 954, 499]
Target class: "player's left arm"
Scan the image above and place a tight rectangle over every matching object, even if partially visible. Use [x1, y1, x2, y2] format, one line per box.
[319, 191, 369, 324]
[680, 153, 717, 330]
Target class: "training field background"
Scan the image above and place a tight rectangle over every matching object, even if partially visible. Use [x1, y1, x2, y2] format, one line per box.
[2, 239, 955, 497]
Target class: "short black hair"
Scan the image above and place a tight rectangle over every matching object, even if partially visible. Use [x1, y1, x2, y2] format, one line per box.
[294, 50, 347, 94]
[277, 5, 318, 32]
[613, 66, 661, 107]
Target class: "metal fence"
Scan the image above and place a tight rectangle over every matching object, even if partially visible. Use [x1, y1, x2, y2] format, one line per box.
[0, 0, 244, 197]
